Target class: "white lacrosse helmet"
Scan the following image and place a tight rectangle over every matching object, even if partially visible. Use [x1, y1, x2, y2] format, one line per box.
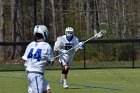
[34, 25, 48, 41]
[65, 27, 74, 34]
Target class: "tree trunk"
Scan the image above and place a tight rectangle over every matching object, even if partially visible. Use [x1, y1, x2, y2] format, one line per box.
[94, 0, 99, 31]
[50, 0, 56, 40]
[114, 0, 119, 38]
[41, 0, 44, 24]
[11, 0, 19, 59]
[0, 0, 4, 61]
[122, 0, 126, 38]
[85, 1, 90, 37]
[60, 0, 64, 36]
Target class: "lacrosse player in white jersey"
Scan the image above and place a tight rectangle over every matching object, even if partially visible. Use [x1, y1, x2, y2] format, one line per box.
[54, 27, 83, 88]
[22, 25, 54, 93]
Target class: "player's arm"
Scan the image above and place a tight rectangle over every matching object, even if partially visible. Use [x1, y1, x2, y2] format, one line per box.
[54, 36, 63, 51]
[54, 36, 68, 53]
[74, 38, 84, 51]
[47, 45, 54, 66]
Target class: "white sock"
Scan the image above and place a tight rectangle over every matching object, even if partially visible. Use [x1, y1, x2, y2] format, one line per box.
[63, 79, 67, 84]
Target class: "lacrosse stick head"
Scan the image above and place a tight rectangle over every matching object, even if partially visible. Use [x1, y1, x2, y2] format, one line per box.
[100, 30, 106, 34]
[95, 30, 106, 38]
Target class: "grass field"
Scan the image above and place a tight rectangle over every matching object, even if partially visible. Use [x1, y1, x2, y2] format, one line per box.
[0, 69, 140, 93]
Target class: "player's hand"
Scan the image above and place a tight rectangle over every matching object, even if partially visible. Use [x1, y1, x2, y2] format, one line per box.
[78, 42, 83, 49]
[61, 49, 67, 54]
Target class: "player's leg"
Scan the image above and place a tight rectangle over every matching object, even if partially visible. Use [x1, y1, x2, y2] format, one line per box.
[27, 74, 32, 93]
[46, 89, 51, 93]
[28, 73, 44, 93]
[28, 84, 32, 93]
[60, 73, 63, 83]
[43, 79, 51, 93]
[27, 73, 33, 93]
[62, 57, 73, 88]
[59, 55, 70, 88]
[43, 88, 51, 93]
[61, 64, 69, 88]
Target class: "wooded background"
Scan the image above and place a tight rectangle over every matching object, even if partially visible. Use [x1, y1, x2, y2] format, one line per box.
[0, 0, 140, 63]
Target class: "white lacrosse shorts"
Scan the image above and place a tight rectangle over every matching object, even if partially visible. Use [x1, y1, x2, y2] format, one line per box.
[59, 54, 74, 66]
[27, 73, 50, 93]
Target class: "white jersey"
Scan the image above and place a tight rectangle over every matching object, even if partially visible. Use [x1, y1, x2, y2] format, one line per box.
[54, 35, 79, 64]
[22, 41, 54, 73]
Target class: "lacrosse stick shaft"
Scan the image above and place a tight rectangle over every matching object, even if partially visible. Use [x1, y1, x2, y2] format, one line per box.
[54, 44, 78, 59]
[83, 35, 97, 44]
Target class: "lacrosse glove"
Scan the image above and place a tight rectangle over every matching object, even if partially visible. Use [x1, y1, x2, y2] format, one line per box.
[78, 42, 84, 49]
[61, 49, 67, 54]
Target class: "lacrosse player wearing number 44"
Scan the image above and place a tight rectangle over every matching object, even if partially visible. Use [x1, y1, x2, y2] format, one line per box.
[22, 25, 54, 93]
[54, 27, 83, 89]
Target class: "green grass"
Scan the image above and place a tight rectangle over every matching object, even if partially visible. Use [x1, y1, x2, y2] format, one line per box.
[0, 60, 140, 71]
[0, 69, 140, 93]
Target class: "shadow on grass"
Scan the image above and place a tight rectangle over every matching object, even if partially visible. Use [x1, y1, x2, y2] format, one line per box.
[49, 81, 121, 91]
[67, 87, 83, 89]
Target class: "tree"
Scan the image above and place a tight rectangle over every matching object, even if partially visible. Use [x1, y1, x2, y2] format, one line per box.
[50, 0, 56, 40]
[0, 0, 4, 61]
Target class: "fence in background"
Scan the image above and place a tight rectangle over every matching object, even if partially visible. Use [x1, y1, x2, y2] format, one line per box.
[0, 39, 140, 71]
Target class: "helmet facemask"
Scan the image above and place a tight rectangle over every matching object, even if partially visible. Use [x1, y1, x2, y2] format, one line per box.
[66, 31, 73, 38]
[65, 27, 74, 41]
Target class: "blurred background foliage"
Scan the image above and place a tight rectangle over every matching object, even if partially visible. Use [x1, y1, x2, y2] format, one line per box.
[0, 0, 140, 68]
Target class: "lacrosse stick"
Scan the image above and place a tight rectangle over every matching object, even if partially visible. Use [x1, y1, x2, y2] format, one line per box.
[54, 30, 106, 59]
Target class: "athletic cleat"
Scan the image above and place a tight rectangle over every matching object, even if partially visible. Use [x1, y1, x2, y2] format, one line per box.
[63, 83, 68, 89]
